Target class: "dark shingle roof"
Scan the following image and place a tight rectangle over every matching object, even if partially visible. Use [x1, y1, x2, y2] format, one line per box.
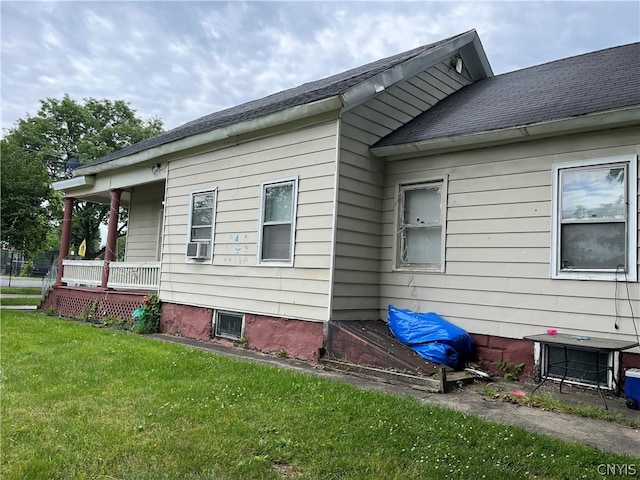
[78, 32, 468, 170]
[374, 42, 640, 149]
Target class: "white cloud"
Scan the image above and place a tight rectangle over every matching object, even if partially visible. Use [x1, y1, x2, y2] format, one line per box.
[1, 0, 638, 136]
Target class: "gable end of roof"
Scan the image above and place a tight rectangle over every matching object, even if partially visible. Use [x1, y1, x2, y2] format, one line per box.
[74, 29, 491, 175]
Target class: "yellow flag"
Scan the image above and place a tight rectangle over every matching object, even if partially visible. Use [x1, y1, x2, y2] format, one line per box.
[78, 239, 87, 257]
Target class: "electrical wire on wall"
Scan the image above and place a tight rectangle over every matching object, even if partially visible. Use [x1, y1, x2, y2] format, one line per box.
[614, 265, 640, 348]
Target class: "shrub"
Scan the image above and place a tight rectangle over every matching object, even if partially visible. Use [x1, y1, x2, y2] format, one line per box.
[132, 294, 161, 334]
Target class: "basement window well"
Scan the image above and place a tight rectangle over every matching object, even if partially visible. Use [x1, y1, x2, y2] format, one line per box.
[537, 344, 617, 390]
[214, 311, 244, 340]
[545, 345, 611, 387]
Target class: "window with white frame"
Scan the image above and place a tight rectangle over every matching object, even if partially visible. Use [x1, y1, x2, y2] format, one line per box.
[186, 188, 216, 262]
[258, 177, 298, 265]
[397, 179, 446, 271]
[551, 155, 637, 281]
[214, 311, 244, 340]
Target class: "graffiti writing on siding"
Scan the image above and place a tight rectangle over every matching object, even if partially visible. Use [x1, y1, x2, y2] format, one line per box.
[223, 234, 250, 264]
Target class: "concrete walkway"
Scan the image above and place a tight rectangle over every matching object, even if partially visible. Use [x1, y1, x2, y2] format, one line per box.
[0, 275, 45, 288]
[0, 292, 41, 310]
[151, 333, 640, 458]
[1, 276, 43, 309]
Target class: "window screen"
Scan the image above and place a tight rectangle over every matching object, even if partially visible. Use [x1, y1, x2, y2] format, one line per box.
[398, 182, 443, 268]
[259, 178, 297, 264]
[190, 191, 216, 242]
[559, 165, 626, 271]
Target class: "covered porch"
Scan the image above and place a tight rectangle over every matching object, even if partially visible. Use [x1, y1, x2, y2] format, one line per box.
[48, 164, 166, 320]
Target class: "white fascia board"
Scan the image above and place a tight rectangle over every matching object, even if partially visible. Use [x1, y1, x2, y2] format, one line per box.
[341, 30, 492, 110]
[371, 106, 640, 158]
[52, 175, 95, 191]
[75, 95, 344, 176]
[459, 33, 494, 79]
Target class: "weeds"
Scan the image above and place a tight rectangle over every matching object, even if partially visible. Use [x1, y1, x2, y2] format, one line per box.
[81, 299, 100, 323]
[480, 384, 640, 428]
[493, 360, 525, 380]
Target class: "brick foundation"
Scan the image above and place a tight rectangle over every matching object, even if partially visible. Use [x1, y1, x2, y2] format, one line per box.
[160, 303, 324, 362]
[471, 334, 535, 379]
[244, 314, 324, 362]
[472, 333, 640, 386]
[161, 303, 213, 341]
[621, 352, 640, 371]
[44, 289, 639, 379]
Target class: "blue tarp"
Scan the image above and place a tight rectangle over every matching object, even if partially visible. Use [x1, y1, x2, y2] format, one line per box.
[387, 305, 474, 369]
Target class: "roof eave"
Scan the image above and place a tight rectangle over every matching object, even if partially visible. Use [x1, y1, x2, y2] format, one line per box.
[341, 29, 493, 110]
[52, 175, 96, 192]
[74, 95, 344, 176]
[370, 106, 640, 158]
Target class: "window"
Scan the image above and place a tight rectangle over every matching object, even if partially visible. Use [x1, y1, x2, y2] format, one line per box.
[546, 346, 609, 386]
[551, 155, 637, 280]
[396, 179, 447, 271]
[258, 177, 298, 266]
[531, 341, 622, 390]
[214, 311, 244, 340]
[186, 188, 216, 262]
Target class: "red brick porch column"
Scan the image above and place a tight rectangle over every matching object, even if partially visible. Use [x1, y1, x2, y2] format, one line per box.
[55, 196, 75, 286]
[101, 189, 122, 289]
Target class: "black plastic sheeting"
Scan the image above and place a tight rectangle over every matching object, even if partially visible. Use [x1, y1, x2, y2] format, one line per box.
[387, 305, 474, 369]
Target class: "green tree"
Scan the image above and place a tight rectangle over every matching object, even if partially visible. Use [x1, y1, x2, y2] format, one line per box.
[0, 139, 52, 257]
[1, 95, 163, 259]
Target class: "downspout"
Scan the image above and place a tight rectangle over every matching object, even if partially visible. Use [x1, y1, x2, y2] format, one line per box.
[157, 166, 170, 298]
[327, 115, 342, 325]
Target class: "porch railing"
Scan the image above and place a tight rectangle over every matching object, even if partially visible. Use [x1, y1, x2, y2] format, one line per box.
[61, 260, 160, 291]
[107, 262, 160, 290]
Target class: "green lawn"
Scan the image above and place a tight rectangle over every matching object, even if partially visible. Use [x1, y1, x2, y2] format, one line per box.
[0, 297, 41, 306]
[0, 287, 41, 295]
[1, 311, 635, 479]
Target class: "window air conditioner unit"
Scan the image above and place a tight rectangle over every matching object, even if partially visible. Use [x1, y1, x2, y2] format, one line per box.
[186, 241, 210, 259]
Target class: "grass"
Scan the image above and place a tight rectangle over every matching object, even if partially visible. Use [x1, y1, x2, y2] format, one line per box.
[0, 297, 41, 306]
[0, 287, 41, 295]
[0, 285, 41, 307]
[2, 311, 637, 480]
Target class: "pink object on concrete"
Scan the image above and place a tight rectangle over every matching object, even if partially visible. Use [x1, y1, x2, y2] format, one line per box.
[546, 328, 558, 335]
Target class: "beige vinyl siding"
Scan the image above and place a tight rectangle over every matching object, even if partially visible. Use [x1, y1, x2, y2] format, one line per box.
[160, 120, 338, 322]
[125, 181, 165, 261]
[332, 60, 471, 320]
[381, 126, 640, 345]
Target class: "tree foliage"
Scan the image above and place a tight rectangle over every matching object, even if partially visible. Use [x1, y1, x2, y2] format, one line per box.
[1, 95, 163, 259]
[0, 139, 51, 256]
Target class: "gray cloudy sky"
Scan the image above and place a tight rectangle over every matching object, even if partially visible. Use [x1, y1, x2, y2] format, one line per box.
[1, 1, 639, 135]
